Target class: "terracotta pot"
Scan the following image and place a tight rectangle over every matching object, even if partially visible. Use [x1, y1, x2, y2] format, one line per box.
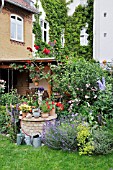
[35, 82, 39, 86]
[49, 108, 56, 116]
[22, 112, 28, 118]
[41, 113, 49, 118]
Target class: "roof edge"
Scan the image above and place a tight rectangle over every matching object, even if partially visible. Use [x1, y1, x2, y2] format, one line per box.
[5, 0, 39, 14]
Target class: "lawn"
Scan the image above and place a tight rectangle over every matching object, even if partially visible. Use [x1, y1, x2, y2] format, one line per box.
[0, 135, 113, 170]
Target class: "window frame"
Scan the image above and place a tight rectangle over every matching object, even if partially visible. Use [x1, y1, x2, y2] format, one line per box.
[40, 19, 49, 43]
[10, 14, 24, 42]
[61, 29, 65, 48]
[80, 26, 88, 46]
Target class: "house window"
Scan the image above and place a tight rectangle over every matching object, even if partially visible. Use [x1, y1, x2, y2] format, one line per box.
[10, 14, 24, 42]
[80, 27, 88, 46]
[40, 19, 49, 43]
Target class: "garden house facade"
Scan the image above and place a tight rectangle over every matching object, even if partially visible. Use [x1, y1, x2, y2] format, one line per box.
[0, 0, 54, 96]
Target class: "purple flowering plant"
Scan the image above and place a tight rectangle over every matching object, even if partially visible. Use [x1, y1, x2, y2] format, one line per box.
[42, 114, 81, 152]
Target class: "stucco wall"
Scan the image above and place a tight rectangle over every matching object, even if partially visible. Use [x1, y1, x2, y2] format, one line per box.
[0, 2, 33, 60]
[93, 0, 113, 62]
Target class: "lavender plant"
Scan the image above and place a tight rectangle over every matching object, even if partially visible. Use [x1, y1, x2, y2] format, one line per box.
[42, 117, 78, 152]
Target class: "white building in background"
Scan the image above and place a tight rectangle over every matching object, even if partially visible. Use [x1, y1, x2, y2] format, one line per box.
[93, 0, 113, 63]
[33, 0, 113, 63]
[67, 0, 87, 16]
[67, 0, 113, 63]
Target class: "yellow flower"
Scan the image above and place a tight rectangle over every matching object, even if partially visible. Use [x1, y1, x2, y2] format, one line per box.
[19, 103, 31, 113]
[102, 60, 107, 65]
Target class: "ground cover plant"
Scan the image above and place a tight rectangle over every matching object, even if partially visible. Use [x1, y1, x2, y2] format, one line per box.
[0, 135, 113, 170]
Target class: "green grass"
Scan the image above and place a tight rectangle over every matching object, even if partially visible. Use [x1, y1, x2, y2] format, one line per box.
[0, 135, 113, 170]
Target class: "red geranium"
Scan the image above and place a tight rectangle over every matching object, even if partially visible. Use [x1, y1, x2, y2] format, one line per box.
[23, 65, 27, 69]
[43, 48, 50, 55]
[56, 102, 64, 110]
[46, 101, 50, 110]
[34, 44, 40, 50]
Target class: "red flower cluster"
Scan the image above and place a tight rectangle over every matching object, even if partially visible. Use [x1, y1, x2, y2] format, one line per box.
[27, 47, 33, 52]
[23, 65, 27, 69]
[46, 101, 56, 110]
[34, 44, 40, 50]
[46, 101, 50, 110]
[43, 48, 50, 55]
[56, 102, 64, 111]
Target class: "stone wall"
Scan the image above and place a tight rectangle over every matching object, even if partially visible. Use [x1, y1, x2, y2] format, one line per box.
[21, 115, 57, 136]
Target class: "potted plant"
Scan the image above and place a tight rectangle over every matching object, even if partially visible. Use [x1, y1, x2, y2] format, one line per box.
[48, 101, 56, 116]
[34, 79, 39, 86]
[19, 103, 31, 118]
[32, 108, 40, 118]
[40, 101, 50, 118]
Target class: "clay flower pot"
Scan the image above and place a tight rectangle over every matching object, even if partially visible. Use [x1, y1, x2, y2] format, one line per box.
[34, 81, 39, 86]
[41, 112, 49, 118]
[49, 108, 56, 116]
[22, 112, 28, 118]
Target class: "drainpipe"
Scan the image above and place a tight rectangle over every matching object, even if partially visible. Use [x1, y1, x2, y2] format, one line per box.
[0, 0, 4, 13]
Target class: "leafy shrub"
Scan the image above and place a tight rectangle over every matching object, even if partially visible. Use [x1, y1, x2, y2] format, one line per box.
[92, 128, 113, 155]
[0, 79, 6, 94]
[0, 104, 20, 142]
[0, 106, 8, 133]
[50, 58, 108, 118]
[94, 83, 113, 119]
[77, 122, 94, 155]
[0, 89, 21, 106]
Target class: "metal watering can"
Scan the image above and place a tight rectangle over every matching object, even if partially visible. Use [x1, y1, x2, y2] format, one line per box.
[31, 134, 42, 148]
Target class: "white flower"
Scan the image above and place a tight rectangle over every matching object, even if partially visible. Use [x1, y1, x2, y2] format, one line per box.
[86, 84, 90, 88]
[85, 95, 90, 99]
[94, 95, 97, 99]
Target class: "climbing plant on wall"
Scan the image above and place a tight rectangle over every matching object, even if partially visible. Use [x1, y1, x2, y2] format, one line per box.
[33, 0, 94, 60]
[86, 0, 94, 59]
[65, 5, 87, 58]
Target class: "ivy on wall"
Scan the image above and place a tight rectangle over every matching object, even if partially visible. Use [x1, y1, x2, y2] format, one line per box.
[65, 5, 87, 58]
[33, 0, 93, 60]
[86, 0, 94, 59]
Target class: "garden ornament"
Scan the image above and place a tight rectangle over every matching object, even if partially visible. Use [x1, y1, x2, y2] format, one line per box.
[97, 77, 106, 91]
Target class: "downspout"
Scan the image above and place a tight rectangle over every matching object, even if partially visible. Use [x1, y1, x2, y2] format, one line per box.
[0, 0, 4, 13]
